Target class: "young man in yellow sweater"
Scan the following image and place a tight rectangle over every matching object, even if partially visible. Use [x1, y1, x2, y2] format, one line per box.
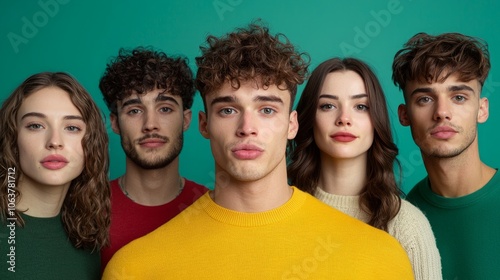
[103, 22, 414, 279]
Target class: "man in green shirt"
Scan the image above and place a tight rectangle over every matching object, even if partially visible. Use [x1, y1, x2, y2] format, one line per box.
[392, 32, 499, 279]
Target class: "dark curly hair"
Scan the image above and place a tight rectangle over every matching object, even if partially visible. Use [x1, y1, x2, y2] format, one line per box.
[0, 72, 110, 250]
[195, 22, 309, 109]
[288, 58, 402, 231]
[99, 47, 195, 114]
[392, 32, 490, 93]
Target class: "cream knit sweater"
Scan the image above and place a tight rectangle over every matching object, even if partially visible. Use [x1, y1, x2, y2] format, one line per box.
[315, 187, 442, 280]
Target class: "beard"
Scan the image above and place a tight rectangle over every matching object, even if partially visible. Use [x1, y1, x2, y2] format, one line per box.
[121, 132, 183, 170]
[423, 126, 477, 159]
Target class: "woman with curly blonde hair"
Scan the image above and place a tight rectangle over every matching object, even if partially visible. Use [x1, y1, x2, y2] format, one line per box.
[0, 72, 110, 279]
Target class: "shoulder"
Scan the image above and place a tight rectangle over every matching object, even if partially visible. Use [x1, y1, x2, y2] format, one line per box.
[405, 177, 428, 202]
[184, 179, 208, 192]
[102, 196, 208, 278]
[390, 202, 442, 279]
[389, 200, 438, 250]
[392, 200, 433, 231]
[177, 179, 209, 206]
[109, 178, 123, 199]
[109, 178, 120, 191]
[300, 190, 359, 221]
[303, 192, 405, 245]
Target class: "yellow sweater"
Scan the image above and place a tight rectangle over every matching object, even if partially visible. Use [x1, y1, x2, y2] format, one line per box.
[103, 187, 414, 279]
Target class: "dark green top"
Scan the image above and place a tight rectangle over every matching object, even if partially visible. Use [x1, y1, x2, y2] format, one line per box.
[0, 213, 100, 279]
[407, 170, 500, 280]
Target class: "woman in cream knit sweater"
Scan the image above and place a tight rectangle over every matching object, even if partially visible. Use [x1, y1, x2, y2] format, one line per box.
[288, 58, 442, 280]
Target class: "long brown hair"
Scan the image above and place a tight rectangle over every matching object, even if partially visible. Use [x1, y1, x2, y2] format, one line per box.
[288, 58, 401, 231]
[0, 72, 110, 250]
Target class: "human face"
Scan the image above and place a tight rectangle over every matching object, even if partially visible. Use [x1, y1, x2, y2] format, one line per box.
[314, 71, 374, 160]
[199, 81, 298, 183]
[398, 73, 489, 158]
[111, 89, 191, 170]
[17, 86, 86, 188]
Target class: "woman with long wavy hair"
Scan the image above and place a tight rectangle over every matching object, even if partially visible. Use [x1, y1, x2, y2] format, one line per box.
[288, 58, 442, 280]
[0, 72, 110, 279]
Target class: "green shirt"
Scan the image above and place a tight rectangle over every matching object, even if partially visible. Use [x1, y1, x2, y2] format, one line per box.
[0, 213, 100, 279]
[407, 170, 500, 280]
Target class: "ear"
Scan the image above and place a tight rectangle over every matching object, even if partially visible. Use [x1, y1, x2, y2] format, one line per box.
[287, 110, 299, 140]
[183, 109, 192, 131]
[198, 111, 209, 139]
[477, 97, 489, 123]
[398, 104, 411, 126]
[110, 113, 120, 134]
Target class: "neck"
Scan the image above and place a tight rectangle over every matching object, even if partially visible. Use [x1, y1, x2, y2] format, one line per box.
[120, 157, 184, 206]
[16, 175, 69, 217]
[422, 146, 495, 197]
[211, 160, 292, 212]
[318, 154, 367, 196]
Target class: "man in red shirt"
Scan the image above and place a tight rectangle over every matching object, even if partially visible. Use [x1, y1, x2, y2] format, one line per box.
[98, 47, 208, 270]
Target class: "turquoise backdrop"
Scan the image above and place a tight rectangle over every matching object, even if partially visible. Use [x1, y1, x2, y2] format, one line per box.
[1, 0, 498, 193]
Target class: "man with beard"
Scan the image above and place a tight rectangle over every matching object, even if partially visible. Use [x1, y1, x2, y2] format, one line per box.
[393, 33, 499, 279]
[98, 47, 207, 270]
[102, 23, 413, 279]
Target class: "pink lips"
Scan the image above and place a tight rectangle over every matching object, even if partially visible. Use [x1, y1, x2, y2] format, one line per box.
[232, 144, 264, 160]
[40, 154, 68, 170]
[139, 138, 166, 148]
[330, 132, 357, 143]
[430, 126, 457, 140]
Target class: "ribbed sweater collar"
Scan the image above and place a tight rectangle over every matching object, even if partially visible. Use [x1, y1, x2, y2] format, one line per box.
[314, 187, 360, 209]
[198, 186, 307, 227]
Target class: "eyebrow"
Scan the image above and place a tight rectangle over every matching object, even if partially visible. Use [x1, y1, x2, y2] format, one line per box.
[21, 112, 83, 121]
[210, 96, 236, 107]
[254, 95, 284, 104]
[156, 94, 180, 105]
[318, 93, 368, 100]
[410, 84, 475, 96]
[121, 94, 179, 109]
[448, 85, 475, 93]
[210, 95, 284, 107]
[121, 98, 142, 108]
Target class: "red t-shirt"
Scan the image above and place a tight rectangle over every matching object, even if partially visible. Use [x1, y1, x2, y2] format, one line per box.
[100, 178, 208, 270]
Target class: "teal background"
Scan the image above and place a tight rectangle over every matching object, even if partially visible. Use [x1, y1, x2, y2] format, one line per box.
[1, 0, 498, 193]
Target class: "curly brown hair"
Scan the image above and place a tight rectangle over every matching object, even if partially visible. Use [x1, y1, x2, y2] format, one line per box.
[0, 72, 110, 250]
[392, 32, 490, 93]
[195, 22, 309, 109]
[99, 47, 195, 114]
[288, 58, 401, 231]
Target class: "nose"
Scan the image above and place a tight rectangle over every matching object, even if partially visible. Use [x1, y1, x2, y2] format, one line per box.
[335, 109, 351, 126]
[236, 111, 257, 137]
[143, 110, 160, 132]
[433, 99, 452, 121]
[46, 129, 63, 150]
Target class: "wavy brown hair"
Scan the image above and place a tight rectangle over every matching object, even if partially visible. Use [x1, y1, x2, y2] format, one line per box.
[288, 58, 402, 231]
[195, 22, 309, 109]
[392, 32, 490, 93]
[99, 47, 195, 114]
[0, 72, 110, 250]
